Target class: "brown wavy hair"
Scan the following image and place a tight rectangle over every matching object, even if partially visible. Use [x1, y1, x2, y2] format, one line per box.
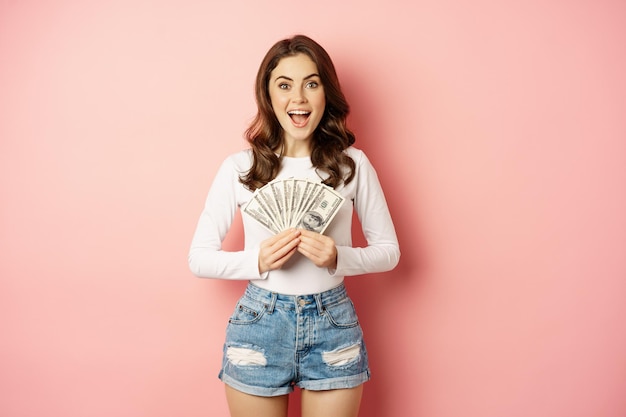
[239, 35, 356, 191]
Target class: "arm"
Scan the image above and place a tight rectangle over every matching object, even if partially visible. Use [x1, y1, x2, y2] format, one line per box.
[188, 156, 263, 280]
[333, 151, 400, 276]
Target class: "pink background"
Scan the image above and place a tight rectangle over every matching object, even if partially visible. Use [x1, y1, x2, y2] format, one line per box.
[1, 1, 625, 416]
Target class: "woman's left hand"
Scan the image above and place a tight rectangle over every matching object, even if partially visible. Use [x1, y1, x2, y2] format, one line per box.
[297, 229, 337, 269]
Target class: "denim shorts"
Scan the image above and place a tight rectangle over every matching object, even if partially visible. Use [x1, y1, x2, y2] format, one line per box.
[218, 282, 370, 397]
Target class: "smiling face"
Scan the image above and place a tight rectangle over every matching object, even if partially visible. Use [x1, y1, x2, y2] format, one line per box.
[268, 53, 326, 156]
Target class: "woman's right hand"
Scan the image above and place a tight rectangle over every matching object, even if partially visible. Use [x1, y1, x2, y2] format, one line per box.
[258, 229, 301, 274]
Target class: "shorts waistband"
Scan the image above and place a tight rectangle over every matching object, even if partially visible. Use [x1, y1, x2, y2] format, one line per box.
[244, 282, 348, 314]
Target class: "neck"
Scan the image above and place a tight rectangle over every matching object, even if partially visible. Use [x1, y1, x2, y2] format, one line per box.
[282, 139, 311, 158]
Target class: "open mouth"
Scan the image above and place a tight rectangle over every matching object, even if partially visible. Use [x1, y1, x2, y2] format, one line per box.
[288, 110, 311, 126]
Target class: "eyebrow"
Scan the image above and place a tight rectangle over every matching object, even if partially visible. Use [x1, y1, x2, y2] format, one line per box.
[273, 73, 320, 82]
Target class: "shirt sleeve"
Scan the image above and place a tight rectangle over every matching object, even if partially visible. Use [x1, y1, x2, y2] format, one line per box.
[333, 150, 401, 276]
[188, 156, 264, 280]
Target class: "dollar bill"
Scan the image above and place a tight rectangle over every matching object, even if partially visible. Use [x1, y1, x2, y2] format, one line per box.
[242, 194, 280, 234]
[295, 184, 344, 233]
[258, 183, 284, 230]
[269, 180, 286, 230]
[291, 179, 317, 228]
[283, 178, 294, 228]
[244, 178, 345, 234]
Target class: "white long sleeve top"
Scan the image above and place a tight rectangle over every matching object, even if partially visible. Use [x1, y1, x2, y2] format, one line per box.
[188, 146, 400, 295]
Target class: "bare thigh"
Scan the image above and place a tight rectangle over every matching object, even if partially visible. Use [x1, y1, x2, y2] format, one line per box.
[301, 385, 364, 417]
[225, 385, 289, 417]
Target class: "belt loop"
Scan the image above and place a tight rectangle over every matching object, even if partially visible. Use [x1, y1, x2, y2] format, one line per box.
[314, 293, 324, 315]
[267, 292, 278, 314]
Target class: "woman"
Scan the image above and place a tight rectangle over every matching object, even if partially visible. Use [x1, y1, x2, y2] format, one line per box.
[189, 34, 400, 417]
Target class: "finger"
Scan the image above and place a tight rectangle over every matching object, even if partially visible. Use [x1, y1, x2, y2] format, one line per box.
[266, 228, 300, 247]
[270, 245, 298, 269]
[259, 230, 301, 272]
[271, 234, 301, 259]
[299, 233, 333, 253]
[298, 242, 332, 261]
[262, 230, 300, 254]
[298, 229, 325, 242]
[296, 244, 317, 262]
[297, 239, 337, 268]
[297, 245, 333, 268]
[297, 238, 322, 254]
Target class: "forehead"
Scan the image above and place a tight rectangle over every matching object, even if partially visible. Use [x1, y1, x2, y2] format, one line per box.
[271, 53, 319, 78]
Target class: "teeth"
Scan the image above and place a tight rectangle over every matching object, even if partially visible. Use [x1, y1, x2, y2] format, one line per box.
[288, 110, 310, 115]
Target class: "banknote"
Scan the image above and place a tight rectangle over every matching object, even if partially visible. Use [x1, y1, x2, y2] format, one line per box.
[294, 185, 344, 233]
[242, 195, 280, 234]
[257, 183, 284, 230]
[243, 178, 345, 234]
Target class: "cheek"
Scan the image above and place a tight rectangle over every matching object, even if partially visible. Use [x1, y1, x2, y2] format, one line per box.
[315, 95, 326, 113]
[268, 92, 283, 111]
[315, 100, 326, 122]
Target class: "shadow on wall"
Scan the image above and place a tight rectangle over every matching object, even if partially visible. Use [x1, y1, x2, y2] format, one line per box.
[337, 57, 427, 417]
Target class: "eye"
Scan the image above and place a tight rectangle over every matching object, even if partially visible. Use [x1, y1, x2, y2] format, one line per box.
[306, 81, 319, 88]
[278, 83, 290, 90]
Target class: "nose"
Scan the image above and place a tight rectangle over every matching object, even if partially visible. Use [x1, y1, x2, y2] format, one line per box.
[291, 86, 307, 103]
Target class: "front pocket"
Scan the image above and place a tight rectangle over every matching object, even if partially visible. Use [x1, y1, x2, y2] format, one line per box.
[323, 299, 359, 329]
[229, 299, 266, 325]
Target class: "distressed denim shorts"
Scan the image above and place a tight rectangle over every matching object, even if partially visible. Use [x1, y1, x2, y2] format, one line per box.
[218, 282, 370, 397]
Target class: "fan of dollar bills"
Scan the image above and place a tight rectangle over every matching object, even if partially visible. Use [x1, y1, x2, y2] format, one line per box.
[243, 178, 345, 235]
